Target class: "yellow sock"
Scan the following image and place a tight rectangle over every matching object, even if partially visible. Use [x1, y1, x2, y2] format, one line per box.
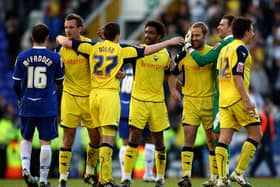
[59, 150, 72, 174]
[209, 154, 218, 176]
[215, 146, 228, 178]
[99, 145, 113, 184]
[123, 145, 138, 177]
[235, 140, 256, 175]
[155, 149, 166, 178]
[181, 150, 193, 177]
[86, 144, 99, 175]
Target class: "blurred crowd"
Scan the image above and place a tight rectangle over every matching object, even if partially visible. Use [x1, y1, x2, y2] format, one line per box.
[0, 0, 279, 179]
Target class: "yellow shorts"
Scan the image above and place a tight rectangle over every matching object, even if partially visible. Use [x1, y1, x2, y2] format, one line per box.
[100, 126, 117, 137]
[60, 91, 92, 128]
[219, 99, 260, 131]
[129, 97, 169, 132]
[89, 89, 120, 128]
[182, 96, 213, 130]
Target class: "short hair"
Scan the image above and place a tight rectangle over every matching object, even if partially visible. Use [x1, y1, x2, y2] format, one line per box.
[145, 20, 166, 39]
[191, 22, 208, 36]
[104, 23, 120, 41]
[222, 15, 235, 26]
[232, 17, 253, 39]
[65, 13, 84, 27]
[32, 23, 49, 43]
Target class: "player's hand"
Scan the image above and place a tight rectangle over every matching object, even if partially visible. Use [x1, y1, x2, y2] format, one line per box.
[170, 89, 181, 102]
[56, 35, 65, 44]
[244, 99, 256, 116]
[116, 69, 126, 79]
[97, 27, 105, 40]
[184, 30, 192, 51]
[168, 36, 184, 46]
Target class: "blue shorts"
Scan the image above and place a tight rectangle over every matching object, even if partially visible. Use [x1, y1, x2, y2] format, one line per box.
[21, 116, 58, 141]
[119, 118, 151, 139]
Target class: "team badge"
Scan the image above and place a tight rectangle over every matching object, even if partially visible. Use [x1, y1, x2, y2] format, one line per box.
[236, 62, 244, 72]
[153, 54, 159, 61]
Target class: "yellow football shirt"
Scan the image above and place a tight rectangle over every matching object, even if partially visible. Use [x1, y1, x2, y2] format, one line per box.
[58, 36, 91, 96]
[72, 40, 145, 91]
[132, 44, 170, 102]
[175, 45, 215, 97]
[217, 39, 252, 107]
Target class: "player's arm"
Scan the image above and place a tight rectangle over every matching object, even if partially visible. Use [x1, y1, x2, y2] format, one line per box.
[168, 51, 185, 102]
[190, 37, 233, 66]
[56, 35, 72, 48]
[12, 57, 23, 100]
[13, 80, 21, 100]
[144, 36, 184, 55]
[232, 45, 255, 115]
[55, 56, 64, 85]
[56, 35, 95, 55]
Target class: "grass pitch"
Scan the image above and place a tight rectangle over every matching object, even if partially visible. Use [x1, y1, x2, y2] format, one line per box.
[0, 178, 279, 187]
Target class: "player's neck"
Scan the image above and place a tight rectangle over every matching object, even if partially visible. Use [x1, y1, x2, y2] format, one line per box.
[33, 42, 46, 47]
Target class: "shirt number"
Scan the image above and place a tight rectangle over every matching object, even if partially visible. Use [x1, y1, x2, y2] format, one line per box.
[27, 66, 47, 88]
[93, 55, 118, 76]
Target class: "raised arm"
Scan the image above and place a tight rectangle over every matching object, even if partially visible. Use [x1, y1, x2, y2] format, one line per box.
[144, 36, 184, 55]
[190, 37, 233, 66]
[56, 35, 72, 48]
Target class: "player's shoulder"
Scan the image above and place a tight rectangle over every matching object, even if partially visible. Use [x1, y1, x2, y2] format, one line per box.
[204, 44, 213, 50]
[80, 35, 92, 42]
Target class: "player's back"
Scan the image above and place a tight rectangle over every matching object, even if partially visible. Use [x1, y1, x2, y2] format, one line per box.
[90, 40, 143, 91]
[13, 47, 64, 117]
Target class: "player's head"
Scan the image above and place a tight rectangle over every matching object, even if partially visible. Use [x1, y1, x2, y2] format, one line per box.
[190, 22, 208, 50]
[64, 13, 84, 40]
[217, 15, 235, 39]
[144, 20, 166, 45]
[232, 17, 254, 44]
[103, 23, 120, 42]
[31, 23, 49, 44]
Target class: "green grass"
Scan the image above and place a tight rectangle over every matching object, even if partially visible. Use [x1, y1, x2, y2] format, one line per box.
[0, 178, 279, 187]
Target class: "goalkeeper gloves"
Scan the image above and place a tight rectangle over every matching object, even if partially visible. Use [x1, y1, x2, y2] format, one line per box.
[183, 30, 192, 51]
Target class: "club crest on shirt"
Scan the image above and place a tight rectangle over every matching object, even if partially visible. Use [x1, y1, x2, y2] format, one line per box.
[237, 62, 244, 72]
[153, 54, 159, 61]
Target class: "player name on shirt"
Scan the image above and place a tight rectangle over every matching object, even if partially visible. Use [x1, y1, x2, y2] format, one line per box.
[23, 55, 53, 66]
[98, 46, 115, 53]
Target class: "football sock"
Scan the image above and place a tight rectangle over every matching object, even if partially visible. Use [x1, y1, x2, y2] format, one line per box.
[59, 148, 72, 180]
[20, 139, 32, 173]
[155, 147, 166, 181]
[181, 147, 194, 177]
[40, 145, 51, 183]
[85, 144, 99, 176]
[99, 143, 113, 184]
[209, 151, 218, 178]
[119, 145, 126, 179]
[215, 143, 228, 178]
[144, 143, 155, 177]
[123, 143, 138, 180]
[235, 139, 257, 175]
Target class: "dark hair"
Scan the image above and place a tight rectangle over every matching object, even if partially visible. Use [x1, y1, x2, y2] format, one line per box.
[222, 15, 235, 26]
[145, 20, 166, 39]
[232, 17, 253, 39]
[32, 23, 49, 43]
[104, 23, 120, 41]
[65, 13, 84, 27]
